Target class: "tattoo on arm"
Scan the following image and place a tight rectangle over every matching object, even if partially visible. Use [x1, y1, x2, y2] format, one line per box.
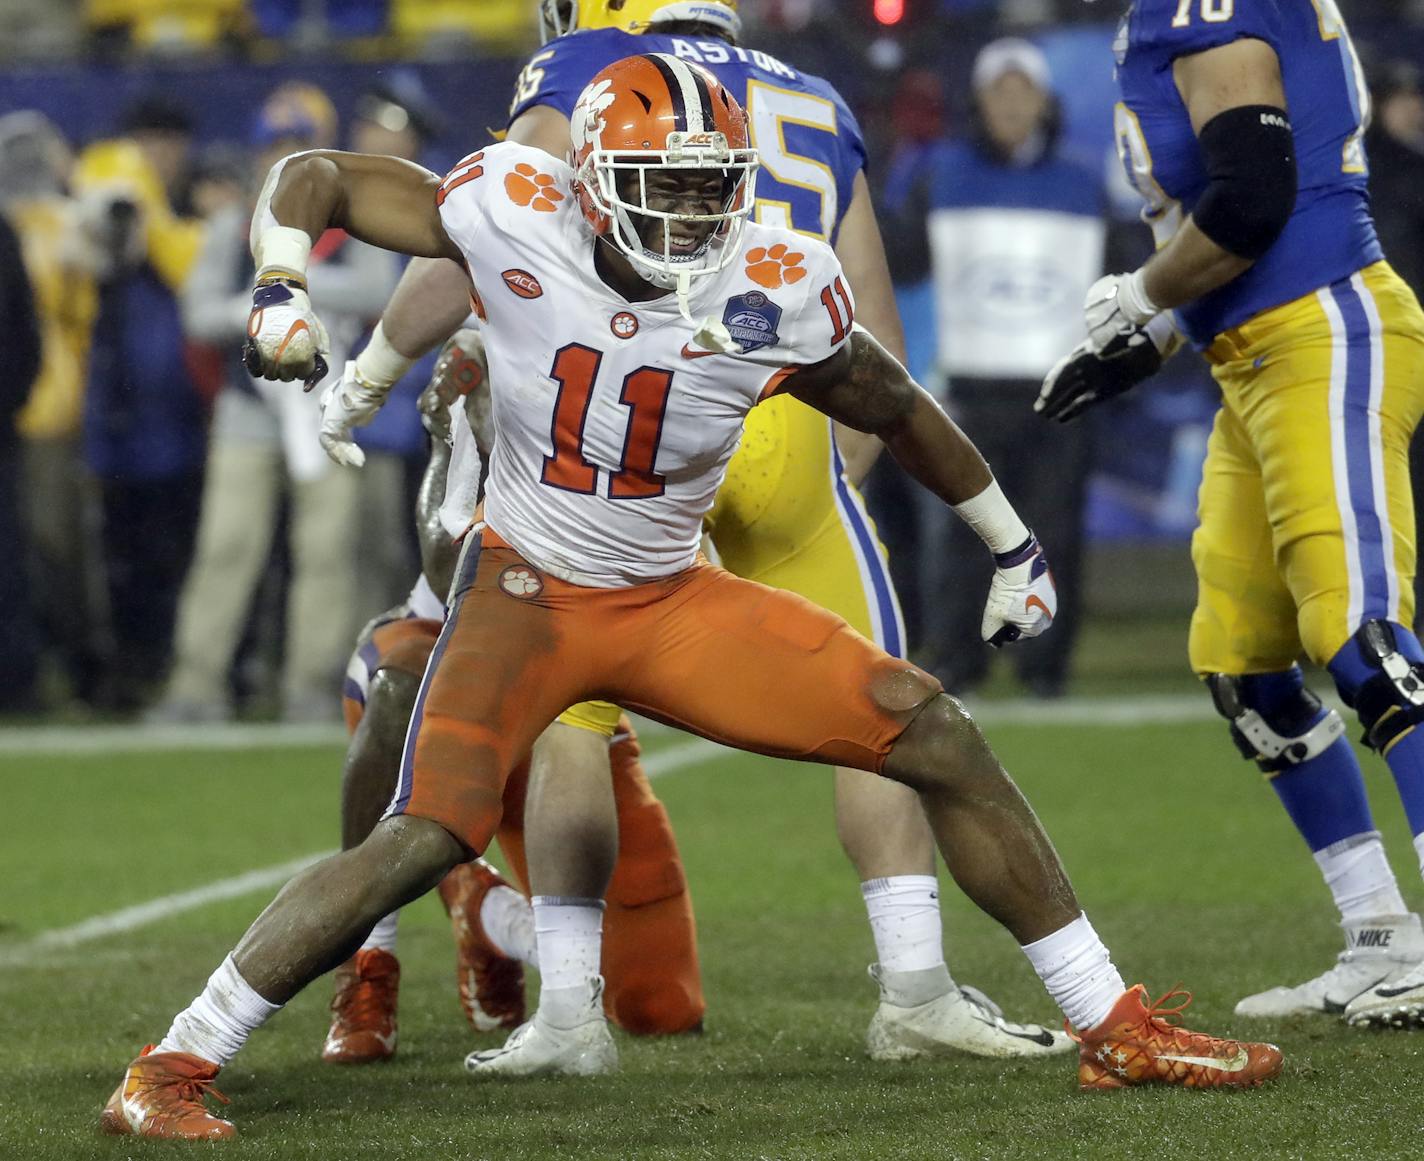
[788, 331, 919, 436]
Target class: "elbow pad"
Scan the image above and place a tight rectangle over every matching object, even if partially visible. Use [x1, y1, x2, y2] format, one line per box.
[1191, 105, 1297, 261]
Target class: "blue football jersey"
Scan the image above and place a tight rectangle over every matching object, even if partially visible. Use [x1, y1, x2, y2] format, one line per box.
[508, 28, 867, 244]
[1114, 0, 1381, 345]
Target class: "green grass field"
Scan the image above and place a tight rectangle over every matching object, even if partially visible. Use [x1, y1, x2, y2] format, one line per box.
[5, 711, 1424, 1160]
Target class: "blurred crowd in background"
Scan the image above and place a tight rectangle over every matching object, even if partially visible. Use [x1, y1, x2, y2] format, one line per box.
[1, 0, 1423, 720]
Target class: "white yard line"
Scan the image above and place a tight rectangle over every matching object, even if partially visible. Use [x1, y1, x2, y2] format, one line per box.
[0, 738, 725, 967]
[0, 852, 331, 968]
[0, 695, 1270, 761]
[0, 721, 347, 756]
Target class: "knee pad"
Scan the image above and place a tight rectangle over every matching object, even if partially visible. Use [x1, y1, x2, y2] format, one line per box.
[1329, 619, 1424, 753]
[1206, 668, 1345, 773]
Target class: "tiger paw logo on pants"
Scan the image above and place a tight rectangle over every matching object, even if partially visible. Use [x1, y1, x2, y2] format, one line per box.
[498, 566, 544, 598]
[505, 164, 565, 212]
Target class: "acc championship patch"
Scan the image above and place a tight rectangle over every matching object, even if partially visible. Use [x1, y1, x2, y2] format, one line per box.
[722, 291, 782, 353]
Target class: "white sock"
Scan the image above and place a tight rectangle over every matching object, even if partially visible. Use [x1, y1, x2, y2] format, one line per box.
[1021, 913, 1126, 1032]
[361, 911, 399, 954]
[861, 875, 945, 974]
[481, 885, 537, 967]
[156, 955, 281, 1067]
[1314, 831, 1408, 924]
[531, 896, 603, 993]
[1414, 832, 1424, 881]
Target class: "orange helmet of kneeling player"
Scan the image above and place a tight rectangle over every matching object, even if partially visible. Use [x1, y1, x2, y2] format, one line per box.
[570, 53, 757, 295]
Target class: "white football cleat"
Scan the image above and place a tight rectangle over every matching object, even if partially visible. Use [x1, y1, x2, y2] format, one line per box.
[1235, 914, 1424, 1018]
[1343, 956, 1424, 1028]
[465, 978, 617, 1079]
[865, 966, 1073, 1061]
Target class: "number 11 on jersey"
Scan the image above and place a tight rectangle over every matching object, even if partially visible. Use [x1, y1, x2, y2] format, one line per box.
[541, 343, 674, 500]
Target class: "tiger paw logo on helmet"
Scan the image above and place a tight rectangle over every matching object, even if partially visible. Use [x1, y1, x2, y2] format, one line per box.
[505, 164, 565, 212]
[745, 244, 806, 290]
[498, 566, 544, 599]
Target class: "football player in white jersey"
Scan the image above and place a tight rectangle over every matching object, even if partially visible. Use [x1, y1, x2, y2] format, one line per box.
[328, 0, 1061, 1067]
[102, 54, 1282, 1141]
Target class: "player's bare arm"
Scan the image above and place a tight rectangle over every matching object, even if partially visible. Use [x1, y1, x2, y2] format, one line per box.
[789, 330, 1052, 647]
[1137, 38, 1293, 310]
[1039, 38, 1293, 423]
[827, 171, 903, 485]
[243, 150, 464, 391]
[507, 103, 571, 155]
[786, 330, 989, 506]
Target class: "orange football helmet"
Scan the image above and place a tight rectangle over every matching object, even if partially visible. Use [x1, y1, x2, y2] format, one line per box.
[569, 53, 757, 295]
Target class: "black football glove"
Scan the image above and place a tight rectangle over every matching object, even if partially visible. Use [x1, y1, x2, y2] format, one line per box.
[1036, 313, 1182, 424]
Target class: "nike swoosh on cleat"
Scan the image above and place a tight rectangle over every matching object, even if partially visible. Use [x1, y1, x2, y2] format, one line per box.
[680, 343, 719, 359]
[997, 1024, 1056, 1047]
[1367, 985, 1423, 999]
[1156, 1047, 1250, 1072]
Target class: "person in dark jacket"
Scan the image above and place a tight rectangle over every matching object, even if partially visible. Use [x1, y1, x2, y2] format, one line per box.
[0, 209, 43, 709]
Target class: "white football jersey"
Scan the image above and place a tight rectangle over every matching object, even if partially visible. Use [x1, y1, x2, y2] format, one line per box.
[436, 142, 853, 587]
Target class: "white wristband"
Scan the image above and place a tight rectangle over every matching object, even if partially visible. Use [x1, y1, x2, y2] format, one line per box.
[952, 479, 1031, 557]
[353, 321, 415, 390]
[1117, 268, 1160, 326]
[254, 225, 312, 283]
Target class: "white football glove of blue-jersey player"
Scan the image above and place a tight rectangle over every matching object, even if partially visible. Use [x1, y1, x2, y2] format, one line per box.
[982, 534, 1057, 648]
[1081, 270, 1160, 353]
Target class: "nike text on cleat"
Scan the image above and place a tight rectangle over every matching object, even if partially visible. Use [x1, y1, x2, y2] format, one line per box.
[464, 985, 617, 1079]
[100, 1046, 235, 1140]
[865, 968, 1073, 1061]
[322, 947, 400, 1064]
[1073, 984, 1283, 1091]
[1236, 914, 1424, 1019]
[1344, 955, 1424, 1028]
[438, 859, 526, 1032]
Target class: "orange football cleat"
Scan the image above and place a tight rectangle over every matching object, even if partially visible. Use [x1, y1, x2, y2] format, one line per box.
[438, 859, 526, 1032]
[322, 947, 400, 1064]
[99, 1045, 235, 1140]
[1074, 985, 1283, 1091]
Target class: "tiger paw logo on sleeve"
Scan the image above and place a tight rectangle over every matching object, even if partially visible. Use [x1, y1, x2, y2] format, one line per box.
[745, 244, 806, 290]
[505, 163, 565, 212]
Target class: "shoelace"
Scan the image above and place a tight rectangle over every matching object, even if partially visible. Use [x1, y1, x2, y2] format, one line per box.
[1136, 986, 1237, 1053]
[176, 1077, 230, 1108]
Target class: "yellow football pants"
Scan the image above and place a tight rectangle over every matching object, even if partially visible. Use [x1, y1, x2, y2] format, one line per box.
[1189, 261, 1424, 676]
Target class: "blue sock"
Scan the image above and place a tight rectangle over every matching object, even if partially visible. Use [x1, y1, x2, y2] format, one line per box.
[1328, 623, 1424, 837]
[1240, 671, 1376, 851]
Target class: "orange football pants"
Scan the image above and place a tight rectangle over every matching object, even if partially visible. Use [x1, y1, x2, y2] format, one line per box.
[393, 526, 938, 853]
[347, 615, 704, 1035]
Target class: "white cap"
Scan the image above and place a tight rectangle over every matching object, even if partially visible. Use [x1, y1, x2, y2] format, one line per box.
[972, 38, 1051, 93]
[651, 2, 742, 38]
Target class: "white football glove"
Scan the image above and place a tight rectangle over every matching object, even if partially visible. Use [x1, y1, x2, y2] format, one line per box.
[1082, 270, 1159, 355]
[981, 535, 1057, 648]
[242, 277, 331, 390]
[317, 362, 393, 469]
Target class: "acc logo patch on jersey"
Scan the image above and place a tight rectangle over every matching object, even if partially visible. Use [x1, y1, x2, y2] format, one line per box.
[722, 291, 782, 353]
[498, 565, 544, 599]
[502, 269, 544, 299]
[610, 311, 639, 339]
